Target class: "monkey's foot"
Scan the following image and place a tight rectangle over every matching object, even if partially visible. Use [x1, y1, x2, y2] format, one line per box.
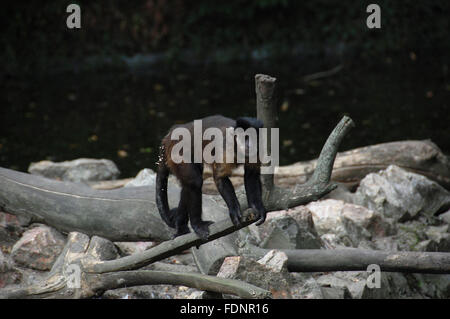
[254, 209, 267, 226]
[172, 225, 191, 239]
[229, 210, 242, 227]
[192, 220, 214, 240]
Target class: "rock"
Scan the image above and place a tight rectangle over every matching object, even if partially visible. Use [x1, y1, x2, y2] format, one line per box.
[124, 169, 156, 187]
[252, 207, 323, 249]
[114, 241, 157, 256]
[425, 224, 450, 252]
[323, 183, 356, 203]
[217, 253, 292, 299]
[28, 158, 120, 182]
[320, 233, 351, 249]
[0, 250, 22, 288]
[0, 211, 31, 228]
[315, 272, 367, 299]
[439, 210, 450, 224]
[407, 273, 450, 298]
[306, 199, 393, 247]
[257, 250, 288, 272]
[86, 236, 119, 261]
[320, 286, 352, 299]
[11, 224, 66, 270]
[393, 220, 450, 252]
[313, 270, 432, 299]
[289, 273, 324, 299]
[259, 216, 321, 250]
[372, 236, 400, 251]
[0, 212, 27, 251]
[394, 220, 429, 251]
[355, 165, 450, 222]
[360, 272, 422, 299]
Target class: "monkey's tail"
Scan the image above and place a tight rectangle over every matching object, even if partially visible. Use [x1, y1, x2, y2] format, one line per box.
[155, 146, 176, 228]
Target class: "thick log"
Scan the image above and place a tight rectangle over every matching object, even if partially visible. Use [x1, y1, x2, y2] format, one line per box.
[279, 139, 450, 189]
[240, 245, 450, 274]
[201, 140, 450, 191]
[0, 166, 172, 241]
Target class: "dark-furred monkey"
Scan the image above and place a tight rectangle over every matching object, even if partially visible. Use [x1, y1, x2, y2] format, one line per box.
[156, 115, 266, 239]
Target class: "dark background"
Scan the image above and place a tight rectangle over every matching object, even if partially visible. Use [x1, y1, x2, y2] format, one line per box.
[1, 1, 449, 177]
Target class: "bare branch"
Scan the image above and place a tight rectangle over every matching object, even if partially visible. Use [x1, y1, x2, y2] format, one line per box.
[83, 210, 257, 273]
[265, 115, 355, 211]
[240, 245, 450, 274]
[90, 270, 271, 299]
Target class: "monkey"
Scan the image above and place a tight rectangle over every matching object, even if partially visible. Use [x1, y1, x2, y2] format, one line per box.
[156, 115, 266, 240]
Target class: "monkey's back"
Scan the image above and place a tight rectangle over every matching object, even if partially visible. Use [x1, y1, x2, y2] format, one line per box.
[161, 115, 236, 174]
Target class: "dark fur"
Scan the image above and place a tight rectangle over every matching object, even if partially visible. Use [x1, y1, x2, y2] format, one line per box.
[156, 115, 266, 239]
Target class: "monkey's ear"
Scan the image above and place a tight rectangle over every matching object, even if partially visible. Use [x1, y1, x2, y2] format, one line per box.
[236, 117, 264, 130]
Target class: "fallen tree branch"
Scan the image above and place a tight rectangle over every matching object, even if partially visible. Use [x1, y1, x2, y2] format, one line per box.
[240, 245, 450, 274]
[83, 210, 258, 273]
[90, 270, 271, 299]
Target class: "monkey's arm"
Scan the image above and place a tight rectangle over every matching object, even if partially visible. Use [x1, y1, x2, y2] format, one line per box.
[244, 165, 266, 225]
[213, 175, 242, 226]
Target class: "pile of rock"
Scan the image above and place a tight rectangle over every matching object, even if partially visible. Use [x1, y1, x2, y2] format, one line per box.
[0, 162, 449, 299]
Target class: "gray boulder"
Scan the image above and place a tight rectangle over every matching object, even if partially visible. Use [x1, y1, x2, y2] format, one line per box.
[11, 224, 66, 270]
[439, 210, 450, 224]
[393, 219, 450, 252]
[256, 208, 323, 250]
[28, 158, 120, 182]
[315, 271, 367, 299]
[217, 251, 292, 299]
[306, 199, 393, 248]
[407, 273, 450, 298]
[355, 165, 450, 222]
[124, 168, 156, 187]
[360, 272, 422, 299]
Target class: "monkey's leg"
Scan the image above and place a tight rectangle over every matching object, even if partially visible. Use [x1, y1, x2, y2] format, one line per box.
[214, 175, 242, 226]
[244, 165, 266, 225]
[172, 188, 191, 238]
[183, 164, 213, 240]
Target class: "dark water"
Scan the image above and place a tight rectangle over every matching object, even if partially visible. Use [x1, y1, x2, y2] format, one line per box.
[1, 56, 449, 178]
